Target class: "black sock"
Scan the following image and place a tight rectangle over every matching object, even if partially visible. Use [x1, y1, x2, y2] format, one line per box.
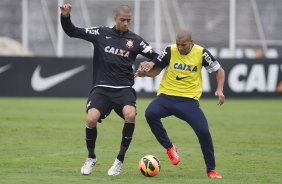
[86, 126, 97, 159]
[117, 122, 135, 162]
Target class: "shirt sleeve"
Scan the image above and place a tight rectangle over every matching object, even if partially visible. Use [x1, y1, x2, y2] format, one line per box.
[61, 15, 99, 43]
[138, 40, 159, 60]
[152, 46, 171, 69]
[202, 48, 221, 73]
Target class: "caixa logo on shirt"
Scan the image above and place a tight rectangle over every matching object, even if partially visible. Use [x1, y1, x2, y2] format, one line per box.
[173, 63, 198, 72]
[104, 46, 130, 57]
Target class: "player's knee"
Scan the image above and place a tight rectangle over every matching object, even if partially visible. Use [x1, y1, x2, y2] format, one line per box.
[145, 106, 158, 120]
[86, 108, 101, 128]
[123, 105, 136, 122]
[124, 111, 136, 122]
[86, 115, 99, 128]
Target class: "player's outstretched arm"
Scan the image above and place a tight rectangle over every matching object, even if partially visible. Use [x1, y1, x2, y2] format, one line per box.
[60, 3, 72, 17]
[215, 67, 225, 105]
[135, 61, 162, 77]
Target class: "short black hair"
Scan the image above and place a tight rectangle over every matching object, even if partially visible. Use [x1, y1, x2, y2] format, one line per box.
[176, 30, 192, 41]
[115, 5, 132, 16]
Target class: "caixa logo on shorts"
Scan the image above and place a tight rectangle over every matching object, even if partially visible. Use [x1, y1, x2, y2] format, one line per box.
[104, 46, 130, 57]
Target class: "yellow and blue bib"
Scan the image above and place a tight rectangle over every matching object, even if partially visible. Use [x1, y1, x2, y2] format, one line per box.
[157, 44, 204, 100]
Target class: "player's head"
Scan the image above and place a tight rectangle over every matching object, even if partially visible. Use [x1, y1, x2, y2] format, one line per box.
[114, 5, 132, 33]
[176, 30, 193, 55]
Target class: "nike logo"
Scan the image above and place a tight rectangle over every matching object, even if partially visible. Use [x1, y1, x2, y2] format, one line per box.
[176, 75, 189, 80]
[0, 64, 12, 74]
[105, 36, 112, 39]
[31, 65, 86, 92]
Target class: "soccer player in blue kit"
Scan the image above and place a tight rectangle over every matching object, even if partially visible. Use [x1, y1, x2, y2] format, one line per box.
[60, 3, 158, 176]
[135, 30, 225, 179]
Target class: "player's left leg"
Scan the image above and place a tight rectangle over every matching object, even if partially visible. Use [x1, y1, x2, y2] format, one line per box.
[108, 88, 136, 176]
[145, 94, 180, 165]
[173, 98, 222, 178]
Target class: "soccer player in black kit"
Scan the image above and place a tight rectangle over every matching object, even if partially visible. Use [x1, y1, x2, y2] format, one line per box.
[60, 3, 158, 176]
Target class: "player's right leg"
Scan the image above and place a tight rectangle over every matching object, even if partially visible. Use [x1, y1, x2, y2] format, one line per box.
[145, 94, 180, 165]
[81, 108, 100, 175]
[81, 87, 111, 175]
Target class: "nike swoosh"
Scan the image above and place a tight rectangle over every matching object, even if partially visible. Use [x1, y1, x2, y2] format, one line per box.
[31, 65, 86, 92]
[0, 64, 12, 74]
[106, 36, 112, 39]
[176, 75, 189, 80]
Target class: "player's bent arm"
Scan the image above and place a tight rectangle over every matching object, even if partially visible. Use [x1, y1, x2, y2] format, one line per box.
[61, 15, 76, 37]
[215, 67, 225, 105]
[60, 14, 97, 42]
[216, 67, 225, 92]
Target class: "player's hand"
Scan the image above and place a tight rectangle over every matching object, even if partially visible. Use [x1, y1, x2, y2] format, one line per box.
[134, 61, 157, 77]
[134, 70, 146, 77]
[134, 61, 148, 77]
[139, 61, 155, 72]
[60, 3, 72, 17]
[215, 90, 225, 106]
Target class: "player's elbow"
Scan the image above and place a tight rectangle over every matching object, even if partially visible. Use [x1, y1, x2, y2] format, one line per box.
[216, 67, 225, 78]
[218, 66, 225, 74]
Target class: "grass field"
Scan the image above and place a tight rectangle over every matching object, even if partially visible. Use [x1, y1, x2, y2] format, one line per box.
[0, 97, 282, 184]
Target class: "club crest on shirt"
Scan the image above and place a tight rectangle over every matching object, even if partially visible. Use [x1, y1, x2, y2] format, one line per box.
[126, 39, 134, 48]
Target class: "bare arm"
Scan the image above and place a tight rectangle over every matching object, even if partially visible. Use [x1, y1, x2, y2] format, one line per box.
[215, 67, 225, 105]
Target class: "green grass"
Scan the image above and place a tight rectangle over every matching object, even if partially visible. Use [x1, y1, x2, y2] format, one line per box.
[0, 97, 282, 184]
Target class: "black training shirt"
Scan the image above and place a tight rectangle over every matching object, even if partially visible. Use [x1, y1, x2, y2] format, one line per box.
[61, 15, 158, 88]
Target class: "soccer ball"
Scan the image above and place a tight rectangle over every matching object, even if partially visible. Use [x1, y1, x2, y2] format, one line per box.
[138, 155, 160, 177]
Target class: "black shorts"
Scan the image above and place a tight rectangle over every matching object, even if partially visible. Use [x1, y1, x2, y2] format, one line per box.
[86, 87, 137, 121]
